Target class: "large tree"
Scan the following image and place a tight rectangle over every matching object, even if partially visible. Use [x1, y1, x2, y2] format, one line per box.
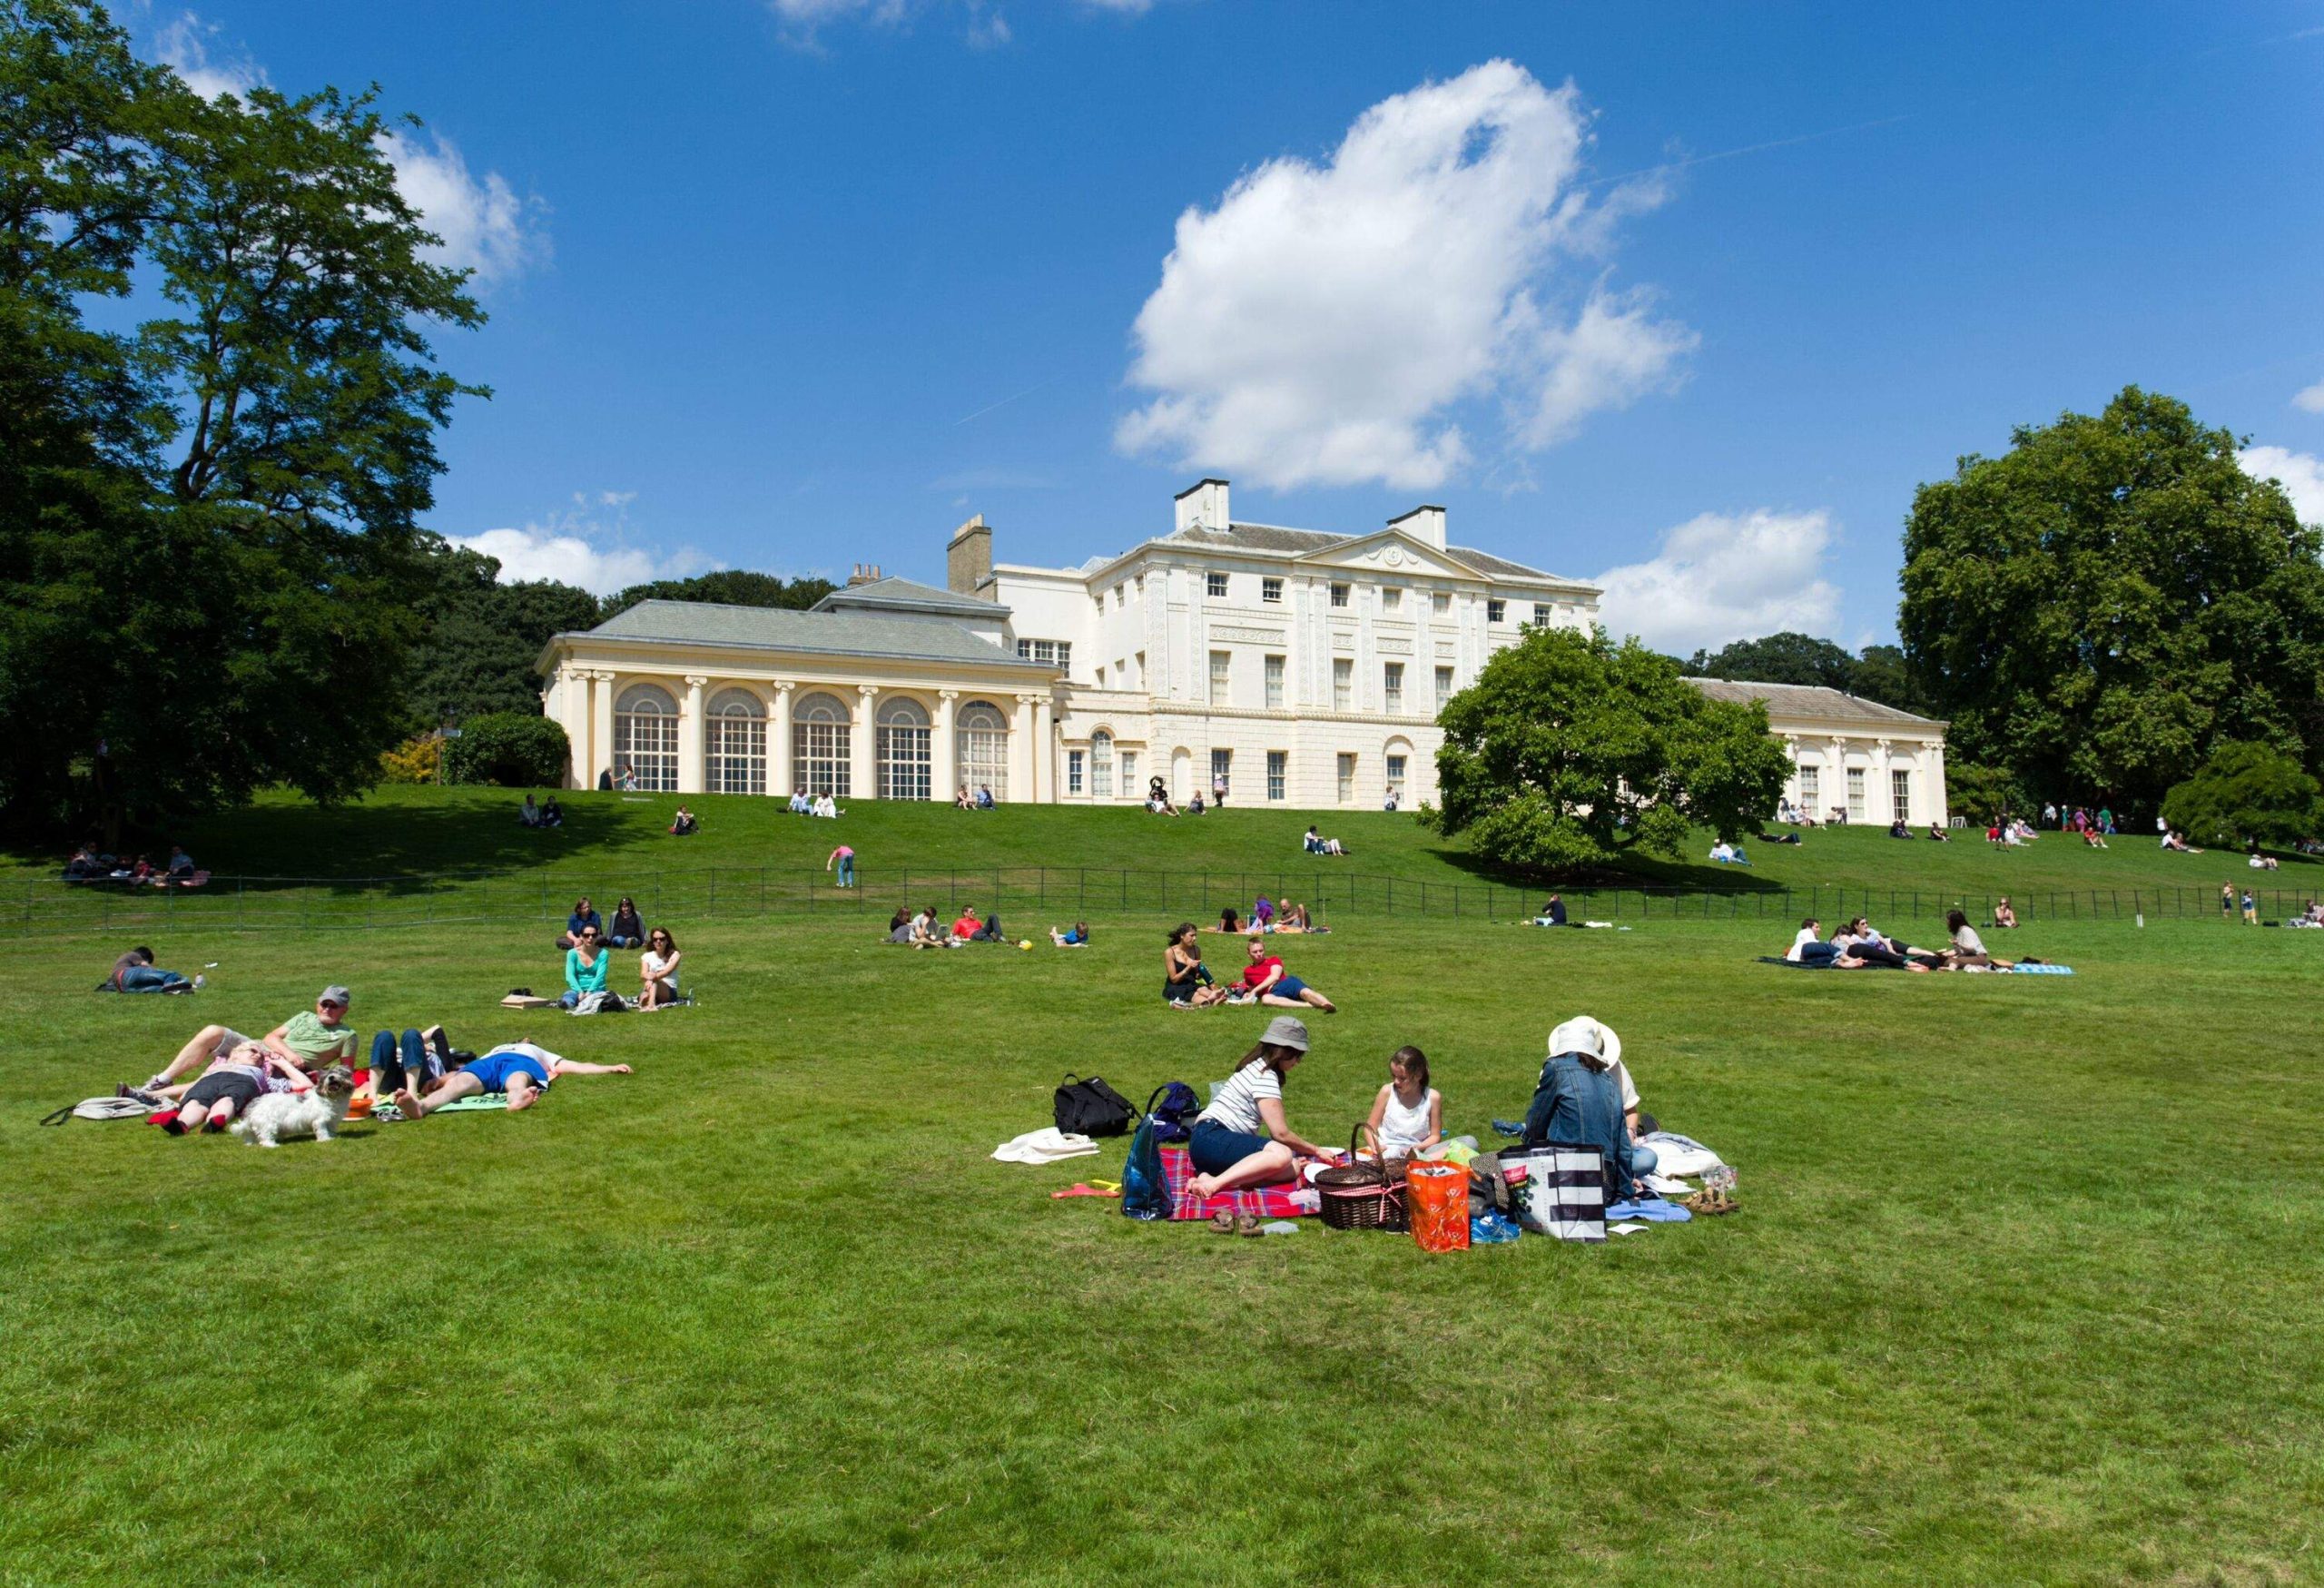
[2159, 742, 2321, 850]
[1899, 388, 2324, 814]
[1428, 626, 1793, 873]
[0, 1, 481, 840]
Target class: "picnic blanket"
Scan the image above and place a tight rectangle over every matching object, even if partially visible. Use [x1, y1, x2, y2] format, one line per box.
[1158, 1144, 1320, 1220]
[1755, 956, 2074, 975]
[365, 1093, 509, 1123]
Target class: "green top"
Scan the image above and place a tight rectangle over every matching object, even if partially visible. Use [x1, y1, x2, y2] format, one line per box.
[566, 946, 609, 995]
[279, 1010, 358, 1064]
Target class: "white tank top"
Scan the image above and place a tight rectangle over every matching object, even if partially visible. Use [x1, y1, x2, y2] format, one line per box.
[1379, 1087, 1433, 1153]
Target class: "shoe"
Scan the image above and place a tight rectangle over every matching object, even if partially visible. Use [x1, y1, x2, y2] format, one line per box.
[153, 1110, 184, 1135]
[1235, 1215, 1265, 1238]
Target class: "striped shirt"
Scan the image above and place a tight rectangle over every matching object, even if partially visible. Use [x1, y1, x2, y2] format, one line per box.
[1197, 1062, 1281, 1136]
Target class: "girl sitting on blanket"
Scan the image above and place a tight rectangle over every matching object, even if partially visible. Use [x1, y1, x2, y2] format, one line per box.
[1364, 1045, 1442, 1163]
[1187, 1017, 1342, 1201]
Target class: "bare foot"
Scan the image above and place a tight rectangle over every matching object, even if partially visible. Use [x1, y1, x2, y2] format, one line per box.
[395, 1088, 425, 1119]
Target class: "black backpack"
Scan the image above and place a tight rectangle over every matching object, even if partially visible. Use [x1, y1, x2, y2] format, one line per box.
[1053, 1073, 1137, 1138]
[1145, 1081, 1203, 1145]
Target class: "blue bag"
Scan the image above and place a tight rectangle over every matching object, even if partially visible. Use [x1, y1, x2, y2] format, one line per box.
[1145, 1081, 1202, 1145]
[1121, 1109, 1168, 1221]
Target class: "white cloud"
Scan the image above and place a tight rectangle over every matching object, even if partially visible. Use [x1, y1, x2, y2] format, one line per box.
[154, 10, 264, 100]
[379, 130, 546, 284]
[1594, 509, 1841, 656]
[2293, 381, 2324, 414]
[1116, 60, 1692, 492]
[448, 496, 712, 594]
[2240, 445, 2324, 526]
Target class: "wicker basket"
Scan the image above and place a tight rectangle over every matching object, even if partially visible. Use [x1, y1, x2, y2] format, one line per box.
[1315, 1125, 1409, 1232]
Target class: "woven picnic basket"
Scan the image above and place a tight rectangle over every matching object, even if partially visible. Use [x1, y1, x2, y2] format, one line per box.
[1315, 1125, 1408, 1232]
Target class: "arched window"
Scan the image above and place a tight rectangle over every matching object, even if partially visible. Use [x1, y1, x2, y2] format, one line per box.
[793, 692, 851, 798]
[704, 688, 766, 795]
[959, 701, 1008, 803]
[614, 683, 680, 792]
[877, 696, 932, 802]
[1088, 729, 1114, 798]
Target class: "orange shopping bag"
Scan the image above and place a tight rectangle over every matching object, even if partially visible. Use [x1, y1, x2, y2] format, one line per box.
[1406, 1161, 1470, 1252]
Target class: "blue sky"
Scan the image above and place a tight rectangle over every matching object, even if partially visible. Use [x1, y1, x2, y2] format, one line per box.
[143, 0, 2324, 653]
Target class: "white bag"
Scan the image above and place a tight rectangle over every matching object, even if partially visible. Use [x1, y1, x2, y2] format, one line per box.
[1517, 1144, 1606, 1243]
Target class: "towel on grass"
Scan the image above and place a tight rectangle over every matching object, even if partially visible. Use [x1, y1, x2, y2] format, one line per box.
[992, 1128, 1100, 1164]
[1159, 1144, 1320, 1219]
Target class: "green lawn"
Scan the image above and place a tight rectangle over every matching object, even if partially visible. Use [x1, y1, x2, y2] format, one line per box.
[5, 864, 2322, 1582]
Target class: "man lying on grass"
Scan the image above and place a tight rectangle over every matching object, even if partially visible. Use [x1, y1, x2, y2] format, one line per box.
[395, 1041, 631, 1118]
[143, 985, 360, 1091]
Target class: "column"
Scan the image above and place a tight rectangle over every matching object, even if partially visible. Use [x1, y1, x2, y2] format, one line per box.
[1781, 734, 1800, 814]
[679, 675, 708, 794]
[936, 690, 960, 800]
[1010, 693, 1038, 801]
[556, 667, 587, 786]
[1872, 736, 1894, 824]
[771, 682, 794, 797]
[1830, 735, 1850, 822]
[591, 670, 616, 787]
[1033, 694, 1055, 803]
[1929, 740, 1950, 826]
[852, 685, 881, 800]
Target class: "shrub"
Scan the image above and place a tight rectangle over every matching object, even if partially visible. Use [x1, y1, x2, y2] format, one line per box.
[442, 714, 570, 788]
[379, 733, 445, 784]
[1944, 762, 2028, 825]
[2160, 742, 2321, 849]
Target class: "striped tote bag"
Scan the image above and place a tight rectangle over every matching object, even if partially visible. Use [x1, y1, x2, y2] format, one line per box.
[1518, 1143, 1607, 1243]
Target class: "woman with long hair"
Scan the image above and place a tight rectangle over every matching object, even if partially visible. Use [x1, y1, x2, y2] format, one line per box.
[1165, 922, 1226, 1006]
[1187, 1017, 1338, 1202]
[639, 928, 684, 1009]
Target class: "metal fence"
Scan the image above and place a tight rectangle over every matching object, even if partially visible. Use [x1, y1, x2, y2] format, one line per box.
[15, 865, 2319, 937]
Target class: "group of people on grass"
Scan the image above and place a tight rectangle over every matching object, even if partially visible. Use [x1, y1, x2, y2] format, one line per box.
[1217, 898, 1324, 934]
[1781, 910, 2010, 971]
[887, 902, 1012, 947]
[952, 784, 1000, 810]
[1181, 1013, 1656, 1214]
[64, 842, 199, 885]
[517, 794, 566, 828]
[1163, 923, 1336, 1011]
[787, 789, 844, 817]
[556, 896, 685, 1009]
[124, 984, 631, 1132]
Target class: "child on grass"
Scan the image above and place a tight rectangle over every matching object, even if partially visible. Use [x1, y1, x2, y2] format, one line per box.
[1364, 1045, 1443, 1163]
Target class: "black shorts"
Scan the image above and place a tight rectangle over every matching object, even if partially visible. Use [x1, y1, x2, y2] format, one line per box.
[185, 1071, 263, 1109]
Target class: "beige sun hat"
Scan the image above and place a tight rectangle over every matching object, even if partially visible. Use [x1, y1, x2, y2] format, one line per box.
[1547, 1015, 1620, 1070]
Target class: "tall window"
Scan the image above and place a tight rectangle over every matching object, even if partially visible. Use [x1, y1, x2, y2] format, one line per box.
[1208, 651, 1230, 705]
[1533, 602, 1552, 627]
[1383, 661, 1404, 714]
[1068, 750, 1084, 794]
[1206, 571, 1227, 598]
[1114, 584, 1126, 607]
[1333, 657, 1352, 710]
[1798, 764, 1820, 814]
[1266, 750, 1286, 802]
[876, 697, 932, 801]
[1121, 750, 1137, 794]
[1210, 748, 1231, 792]
[1090, 730, 1114, 797]
[1264, 655, 1285, 708]
[704, 689, 766, 795]
[958, 700, 1008, 802]
[1846, 766, 1866, 821]
[1385, 753, 1407, 799]
[614, 683, 680, 792]
[1336, 753, 1355, 804]
[1382, 587, 1403, 612]
[1261, 577, 1283, 604]
[1487, 598, 1506, 624]
[1432, 591, 1451, 615]
[1434, 666, 1454, 711]
[1329, 582, 1350, 608]
[792, 691, 852, 797]
[1891, 769, 1912, 824]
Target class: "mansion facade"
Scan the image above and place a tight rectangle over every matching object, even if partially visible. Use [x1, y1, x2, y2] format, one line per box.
[535, 478, 1949, 824]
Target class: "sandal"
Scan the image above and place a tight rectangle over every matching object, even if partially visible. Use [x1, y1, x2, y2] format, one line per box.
[1235, 1215, 1265, 1238]
[1209, 1210, 1236, 1233]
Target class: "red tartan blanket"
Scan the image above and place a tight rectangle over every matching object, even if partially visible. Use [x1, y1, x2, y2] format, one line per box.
[1160, 1144, 1322, 1220]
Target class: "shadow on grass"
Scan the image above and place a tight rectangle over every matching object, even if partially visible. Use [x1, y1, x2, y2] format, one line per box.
[173, 796, 632, 886]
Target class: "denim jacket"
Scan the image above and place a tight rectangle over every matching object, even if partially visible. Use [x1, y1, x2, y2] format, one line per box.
[1523, 1053, 1638, 1198]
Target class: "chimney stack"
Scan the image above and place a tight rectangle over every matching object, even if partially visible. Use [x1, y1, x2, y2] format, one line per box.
[847, 563, 884, 587]
[947, 514, 993, 598]
[1174, 478, 1231, 536]
[1388, 504, 1447, 550]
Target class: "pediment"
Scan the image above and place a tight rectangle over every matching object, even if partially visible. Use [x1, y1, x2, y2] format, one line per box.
[1294, 529, 1475, 579]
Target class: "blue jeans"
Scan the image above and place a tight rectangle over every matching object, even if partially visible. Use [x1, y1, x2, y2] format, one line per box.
[837, 856, 855, 887]
[121, 965, 190, 992]
[368, 1028, 437, 1091]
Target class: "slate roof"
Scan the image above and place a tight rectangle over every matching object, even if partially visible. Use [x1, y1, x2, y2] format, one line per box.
[1687, 677, 1946, 728]
[1165, 521, 1572, 584]
[814, 575, 1005, 619]
[583, 599, 1048, 669]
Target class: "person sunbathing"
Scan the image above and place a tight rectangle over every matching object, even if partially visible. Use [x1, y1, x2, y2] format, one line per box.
[156, 1042, 316, 1134]
[1993, 898, 2019, 929]
[1232, 935, 1335, 1011]
[1049, 922, 1091, 947]
[395, 1041, 631, 1117]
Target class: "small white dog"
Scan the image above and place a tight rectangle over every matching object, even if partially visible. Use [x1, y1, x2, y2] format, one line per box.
[231, 1064, 356, 1148]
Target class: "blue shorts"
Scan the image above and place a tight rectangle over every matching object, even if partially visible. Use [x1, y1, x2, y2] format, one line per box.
[461, 1051, 549, 1093]
[1271, 975, 1308, 999]
[1189, 1117, 1273, 1174]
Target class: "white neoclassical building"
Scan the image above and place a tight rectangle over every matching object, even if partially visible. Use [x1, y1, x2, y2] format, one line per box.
[534, 476, 1949, 819]
[1687, 679, 1951, 827]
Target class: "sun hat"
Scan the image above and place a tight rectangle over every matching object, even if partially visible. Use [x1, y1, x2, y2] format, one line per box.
[1261, 1015, 1310, 1052]
[1547, 1015, 1619, 1068]
[319, 984, 352, 1007]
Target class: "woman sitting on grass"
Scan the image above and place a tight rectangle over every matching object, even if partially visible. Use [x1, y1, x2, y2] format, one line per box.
[1164, 923, 1227, 1006]
[1944, 909, 2012, 969]
[607, 897, 646, 949]
[1216, 907, 1241, 934]
[1186, 1017, 1341, 1204]
[561, 927, 610, 1008]
[639, 928, 683, 1009]
[1993, 897, 2019, 929]
[1233, 935, 1336, 1011]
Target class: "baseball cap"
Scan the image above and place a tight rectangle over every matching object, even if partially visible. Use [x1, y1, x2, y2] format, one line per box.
[319, 985, 352, 1007]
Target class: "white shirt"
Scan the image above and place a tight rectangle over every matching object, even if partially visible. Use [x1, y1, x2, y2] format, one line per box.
[1787, 927, 1820, 962]
[1953, 925, 1986, 955]
[642, 950, 678, 986]
[1197, 1063, 1281, 1137]
[1377, 1085, 1436, 1154]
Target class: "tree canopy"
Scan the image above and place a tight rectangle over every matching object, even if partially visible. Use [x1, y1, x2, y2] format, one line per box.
[598, 569, 834, 622]
[407, 543, 601, 731]
[1682, 632, 1925, 715]
[1900, 387, 2324, 815]
[2159, 741, 2321, 850]
[0, 1, 481, 840]
[1428, 626, 1793, 873]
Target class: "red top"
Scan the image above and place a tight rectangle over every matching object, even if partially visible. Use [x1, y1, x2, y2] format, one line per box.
[1240, 954, 1284, 992]
[951, 914, 981, 938]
